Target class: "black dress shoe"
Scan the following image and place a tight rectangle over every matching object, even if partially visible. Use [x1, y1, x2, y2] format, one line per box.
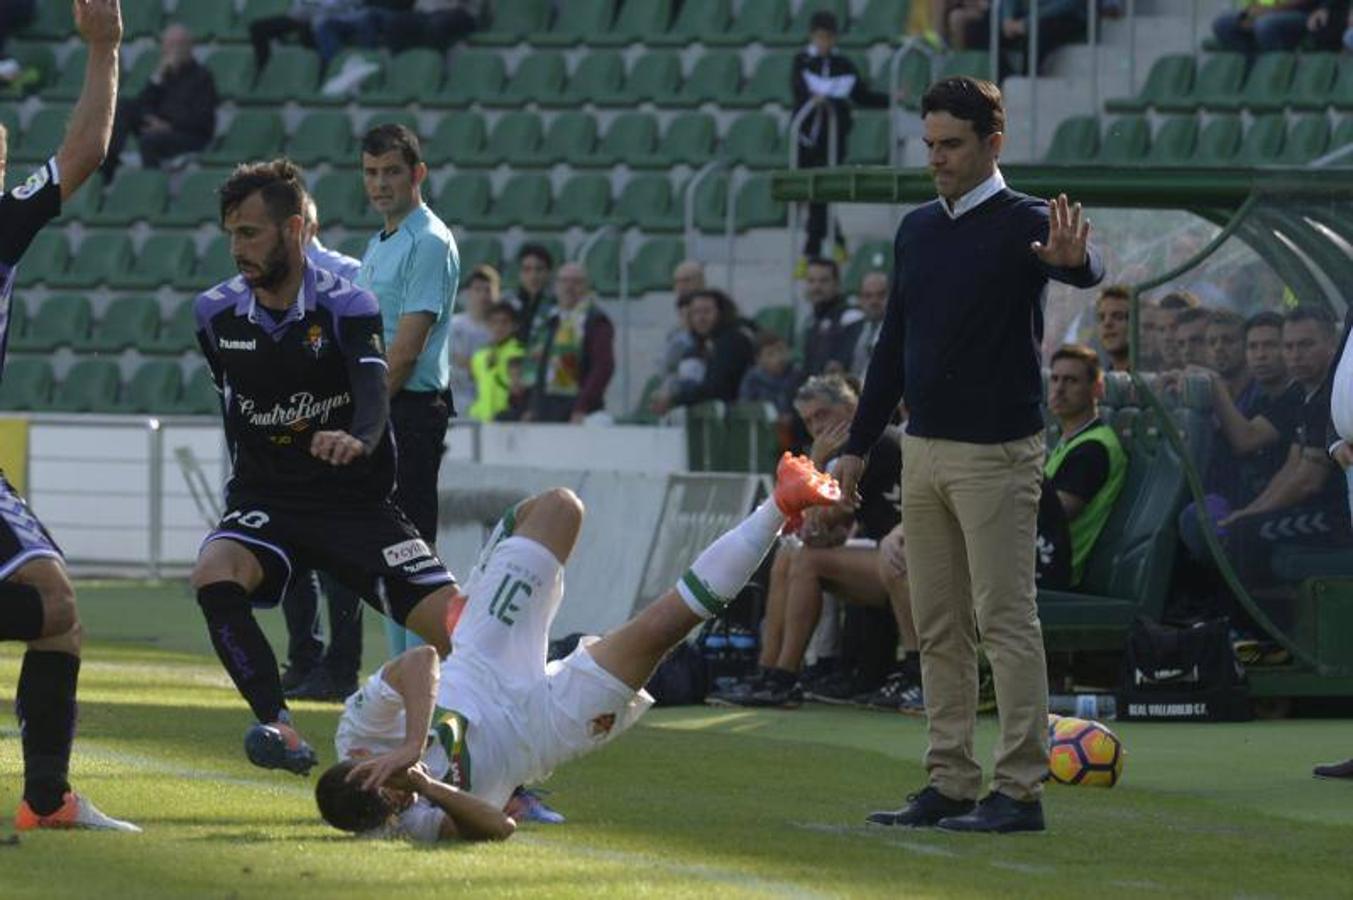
[1313, 757, 1353, 779]
[284, 667, 357, 702]
[936, 791, 1045, 834]
[866, 786, 975, 827]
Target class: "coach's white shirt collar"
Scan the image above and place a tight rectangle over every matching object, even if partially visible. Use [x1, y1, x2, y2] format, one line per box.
[941, 167, 1005, 219]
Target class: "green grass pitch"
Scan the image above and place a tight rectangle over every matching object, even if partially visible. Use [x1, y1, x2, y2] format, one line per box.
[1, 581, 1350, 898]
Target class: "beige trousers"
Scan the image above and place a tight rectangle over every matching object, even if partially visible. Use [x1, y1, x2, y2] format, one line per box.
[901, 433, 1049, 802]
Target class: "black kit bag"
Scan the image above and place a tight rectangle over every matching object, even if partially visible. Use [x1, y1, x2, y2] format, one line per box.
[644, 639, 709, 706]
[1117, 617, 1251, 722]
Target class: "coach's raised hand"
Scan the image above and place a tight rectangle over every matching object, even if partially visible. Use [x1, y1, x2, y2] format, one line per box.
[1031, 194, 1091, 269]
[310, 430, 368, 466]
[75, 0, 124, 46]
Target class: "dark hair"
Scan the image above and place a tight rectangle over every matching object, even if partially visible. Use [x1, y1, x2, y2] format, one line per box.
[466, 263, 501, 292]
[1284, 303, 1337, 335]
[1244, 310, 1285, 336]
[1097, 284, 1131, 306]
[805, 257, 839, 280]
[675, 291, 695, 310]
[1207, 309, 1245, 331]
[809, 10, 838, 33]
[315, 761, 393, 834]
[219, 158, 306, 224]
[920, 76, 1005, 138]
[487, 299, 519, 321]
[1050, 343, 1101, 383]
[1158, 290, 1199, 311]
[361, 123, 422, 169]
[1175, 306, 1212, 328]
[688, 288, 740, 331]
[517, 242, 554, 270]
[756, 330, 787, 352]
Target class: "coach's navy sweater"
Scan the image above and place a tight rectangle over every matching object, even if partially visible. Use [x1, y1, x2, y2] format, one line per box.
[845, 188, 1104, 453]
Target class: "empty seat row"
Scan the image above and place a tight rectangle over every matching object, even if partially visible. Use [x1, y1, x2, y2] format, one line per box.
[8, 295, 199, 355]
[13, 232, 207, 291]
[0, 358, 217, 415]
[1045, 113, 1352, 166]
[1107, 52, 1353, 115]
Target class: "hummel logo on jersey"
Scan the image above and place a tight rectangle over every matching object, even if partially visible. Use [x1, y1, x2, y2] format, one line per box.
[382, 538, 431, 567]
[219, 337, 257, 351]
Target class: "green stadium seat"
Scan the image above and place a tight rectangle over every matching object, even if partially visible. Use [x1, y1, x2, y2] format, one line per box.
[734, 175, 786, 230]
[843, 240, 892, 294]
[120, 49, 159, 97]
[595, 50, 680, 107]
[1106, 54, 1194, 113]
[50, 232, 132, 289]
[75, 295, 161, 353]
[172, 366, 221, 415]
[517, 112, 596, 167]
[89, 169, 168, 226]
[725, 113, 785, 168]
[121, 1, 164, 40]
[472, 0, 552, 45]
[753, 306, 795, 345]
[202, 110, 284, 166]
[50, 360, 119, 413]
[683, 401, 726, 471]
[1096, 116, 1150, 165]
[1212, 51, 1295, 112]
[6, 295, 27, 343]
[726, 402, 780, 474]
[456, 236, 503, 275]
[19, 295, 92, 352]
[938, 51, 995, 82]
[629, 237, 684, 294]
[594, 0, 672, 46]
[840, 0, 909, 48]
[204, 46, 257, 101]
[368, 111, 420, 141]
[689, 173, 728, 234]
[1333, 56, 1353, 110]
[1235, 114, 1286, 165]
[529, 0, 615, 47]
[40, 45, 86, 101]
[670, 51, 741, 108]
[582, 236, 620, 296]
[432, 50, 507, 106]
[109, 235, 197, 291]
[1284, 53, 1339, 111]
[311, 171, 370, 229]
[1044, 116, 1099, 164]
[0, 357, 52, 410]
[471, 174, 551, 231]
[6, 41, 55, 96]
[424, 112, 487, 166]
[524, 174, 611, 231]
[773, 0, 849, 47]
[649, 0, 730, 47]
[893, 47, 933, 111]
[146, 300, 200, 355]
[1333, 116, 1353, 152]
[236, 0, 292, 40]
[558, 51, 624, 107]
[56, 180, 102, 225]
[574, 113, 658, 168]
[362, 49, 445, 105]
[182, 235, 237, 290]
[611, 174, 676, 231]
[1159, 53, 1244, 112]
[726, 51, 793, 109]
[705, 0, 788, 47]
[1145, 116, 1198, 165]
[0, 107, 17, 145]
[12, 232, 68, 289]
[461, 111, 543, 168]
[20, 1, 72, 38]
[307, 49, 387, 107]
[288, 111, 355, 167]
[159, 169, 229, 227]
[434, 173, 493, 228]
[1278, 114, 1330, 164]
[115, 360, 184, 414]
[845, 113, 890, 165]
[12, 106, 69, 165]
[491, 51, 566, 108]
[173, 2, 236, 41]
[630, 112, 716, 169]
[243, 46, 320, 105]
[1190, 114, 1242, 166]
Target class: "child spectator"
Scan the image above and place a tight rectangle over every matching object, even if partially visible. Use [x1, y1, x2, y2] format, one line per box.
[468, 301, 525, 423]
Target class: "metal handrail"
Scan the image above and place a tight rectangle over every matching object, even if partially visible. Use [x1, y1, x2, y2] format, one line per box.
[785, 99, 838, 329]
[1030, 0, 1040, 160]
[887, 36, 931, 167]
[682, 158, 740, 295]
[1312, 142, 1353, 168]
[575, 224, 630, 412]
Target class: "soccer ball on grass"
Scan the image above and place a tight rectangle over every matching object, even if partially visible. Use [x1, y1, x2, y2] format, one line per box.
[1046, 714, 1125, 787]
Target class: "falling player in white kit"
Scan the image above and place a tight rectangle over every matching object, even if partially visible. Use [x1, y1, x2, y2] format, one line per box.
[315, 454, 841, 841]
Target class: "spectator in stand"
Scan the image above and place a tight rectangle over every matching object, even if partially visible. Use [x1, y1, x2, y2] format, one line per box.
[1306, 1, 1353, 48]
[469, 300, 525, 423]
[741, 332, 803, 417]
[314, 0, 481, 62]
[524, 262, 614, 423]
[852, 272, 889, 380]
[248, 0, 361, 71]
[801, 258, 864, 376]
[923, 1, 992, 50]
[651, 289, 757, 415]
[660, 261, 705, 392]
[1213, 1, 1321, 54]
[507, 242, 555, 346]
[0, 0, 35, 85]
[1173, 305, 1212, 368]
[449, 264, 498, 416]
[1137, 299, 1170, 371]
[999, 0, 1089, 72]
[791, 11, 890, 267]
[1095, 285, 1132, 373]
[1155, 290, 1199, 369]
[100, 24, 216, 182]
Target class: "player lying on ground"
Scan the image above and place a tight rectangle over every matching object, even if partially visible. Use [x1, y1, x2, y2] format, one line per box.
[314, 454, 840, 841]
[0, 0, 138, 832]
[190, 159, 464, 776]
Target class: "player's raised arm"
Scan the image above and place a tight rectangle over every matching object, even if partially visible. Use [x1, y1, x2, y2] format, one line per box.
[311, 290, 391, 466]
[405, 764, 516, 842]
[345, 646, 440, 791]
[55, 0, 123, 201]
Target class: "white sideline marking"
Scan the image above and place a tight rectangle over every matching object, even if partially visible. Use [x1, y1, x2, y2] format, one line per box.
[794, 821, 961, 858]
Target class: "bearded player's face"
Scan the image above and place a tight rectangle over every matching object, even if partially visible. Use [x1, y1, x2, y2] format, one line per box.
[923, 111, 1000, 202]
[225, 192, 295, 292]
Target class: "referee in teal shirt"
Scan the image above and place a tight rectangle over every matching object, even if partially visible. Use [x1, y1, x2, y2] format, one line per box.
[356, 123, 459, 655]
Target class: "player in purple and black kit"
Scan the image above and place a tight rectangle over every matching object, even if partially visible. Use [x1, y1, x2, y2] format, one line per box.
[0, 0, 139, 832]
[189, 160, 465, 775]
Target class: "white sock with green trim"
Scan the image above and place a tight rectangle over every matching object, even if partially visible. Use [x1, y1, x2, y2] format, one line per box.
[676, 500, 785, 619]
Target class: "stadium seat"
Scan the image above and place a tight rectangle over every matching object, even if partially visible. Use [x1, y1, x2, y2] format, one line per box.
[109, 235, 197, 291]
[115, 360, 184, 414]
[204, 46, 257, 101]
[582, 236, 620, 296]
[630, 112, 716, 169]
[121, 1, 163, 40]
[49, 360, 119, 413]
[1044, 115, 1099, 163]
[938, 51, 995, 81]
[1159, 53, 1244, 112]
[628, 237, 685, 294]
[75, 295, 161, 353]
[202, 110, 284, 166]
[893, 48, 934, 110]
[311, 171, 370, 229]
[843, 240, 892, 294]
[56, 180, 102, 225]
[19, 1, 72, 38]
[705, 0, 789, 47]
[558, 51, 624, 107]
[492, 52, 566, 108]
[1106, 54, 1194, 113]
[306, 49, 387, 107]
[774, 0, 849, 47]
[7, 41, 55, 95]
[1145, 116, 1199, 166]
[1213, 52, 1295, 112]
[288, 111, 355, 167]
[611, 174, 676, 231]
[174, 2, 236, 40]
[845, 113, 891, 165]
[12, 106, 70, 164]
[159, 169, 229, 227]
[371, 111, 421, 141]
[529, 0, 615, 46]
[456, 236, 503, 275]
[683, 401, 726, 471]
[0, 107, 17, 147]
[120, 49, 159, 98]
[518, 111, 597, 167]
[242, 46, 320, 105]
[434, 173, 493, 228]
[472, 0, 552, 45]
[1333, 116, 1353, 153]
[461, 111, 543, 168]
[753, 305, 795, 345]
[0, 357, 53, 411]
[1189, 114, 1242, 166]
[649, 0, 729, 46]
[594, 0, 672, 46]
[12, 231, 68, 289]
[1333, 56, 1353, 110]
[433, 50, 507, 106]
[424, 112, 488, 166]
[595, 50, 681, 107]
[575, 112, 658, 168]
[472, 174, 552, 231]
[726, 402, 780, 474]
[726, 51, 793, 109]
[1096, 116, 1150, 165]
[1279, 53, 1339, 112]
[184, 235, 238, 290]
[724, 113, 786, 168]
[671, 51, 742, 108]
[734, 175, 787, 230]
[90, 169, 168, 226]
[6, 295, 27, 343]
[17, 295, 92, 352]
[840, 0, 909, 48]
[363, 49, 445, 105]
[525, 174, 611, 231]
[1235, 114, 1286, 165]
[173, 366, 221, 415]
[40, 45, 87, 101]
[1278, 114, 1330, 164]
[50, 232, 132, 289]
[689, 172, 729, 234]
[145, 300, 200, 355]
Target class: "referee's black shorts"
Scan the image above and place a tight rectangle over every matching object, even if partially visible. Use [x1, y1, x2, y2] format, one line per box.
[390, 389, 451, 543]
